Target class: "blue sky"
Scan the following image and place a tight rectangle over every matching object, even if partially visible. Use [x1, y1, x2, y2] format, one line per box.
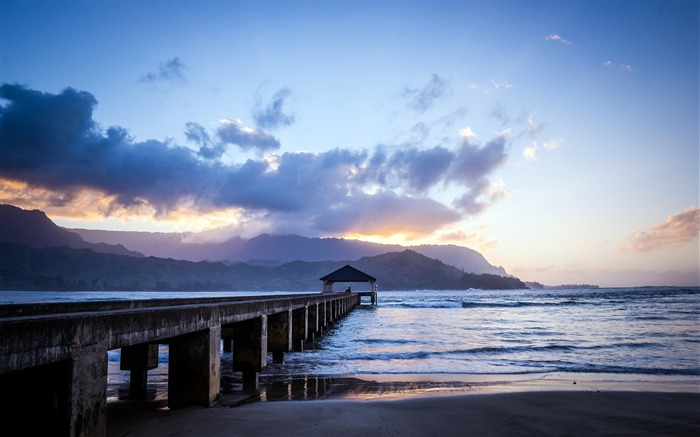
[1, 0, 698, 287]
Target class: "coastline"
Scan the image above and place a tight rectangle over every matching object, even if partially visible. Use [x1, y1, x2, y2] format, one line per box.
[107, 373, 700, 437]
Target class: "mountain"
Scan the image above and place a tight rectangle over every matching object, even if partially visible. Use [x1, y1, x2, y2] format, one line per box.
[0, 204, 144, 258]
[3, 203, 508, 277]
[73, 230, 508, 276]
[227, 234, 508, 276]
[72, 228, 246, 262]
[0, 243, 527, 291]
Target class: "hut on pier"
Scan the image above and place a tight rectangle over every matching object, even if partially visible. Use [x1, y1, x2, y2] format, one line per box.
[320, 265, 378, 305]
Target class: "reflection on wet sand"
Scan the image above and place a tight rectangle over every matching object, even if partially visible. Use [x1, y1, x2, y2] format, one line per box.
[217, 375, 479, 407]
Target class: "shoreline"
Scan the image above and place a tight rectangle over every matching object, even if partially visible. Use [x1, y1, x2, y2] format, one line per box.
[107, 373, 700, 436]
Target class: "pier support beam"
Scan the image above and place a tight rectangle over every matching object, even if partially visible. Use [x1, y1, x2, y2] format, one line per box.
[268, 310, 292, 363]
[168, 326, 221, 408]
[222, 336, 233, 353]
[292, 306, 308, 352]
[120, 343, 158, 398]
[322, 301, 329, 327]
[304, 303, 319, 349]
[233, 316, 267, 391]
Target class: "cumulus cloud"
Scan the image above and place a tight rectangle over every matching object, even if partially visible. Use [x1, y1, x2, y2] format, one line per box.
[402, 74, 449, 113]
[386, 146, 454, 193]
[185, 119, 281, 156]
[140, 57, 187, 83]
[185, 122, 223, 159]
[216, 119, 281, 152]
[545, 34, 572, 45]
[621, 206, 700, 253]
[0, 83, 512, 239]
[252, 87, 296, 129]
[448, 135, 509, 214]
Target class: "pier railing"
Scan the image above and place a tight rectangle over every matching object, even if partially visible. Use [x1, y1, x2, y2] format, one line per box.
[0, 292, 361, 437]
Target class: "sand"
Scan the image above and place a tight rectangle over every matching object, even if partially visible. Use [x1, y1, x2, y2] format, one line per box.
[107, 375, 700, 437]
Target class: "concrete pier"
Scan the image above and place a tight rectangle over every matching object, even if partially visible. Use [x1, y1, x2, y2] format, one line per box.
[120, 344, 158, 398]
[0, 293, 360, 436]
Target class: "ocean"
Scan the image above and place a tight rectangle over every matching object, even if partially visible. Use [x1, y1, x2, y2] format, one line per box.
[3, 287, 699, 399]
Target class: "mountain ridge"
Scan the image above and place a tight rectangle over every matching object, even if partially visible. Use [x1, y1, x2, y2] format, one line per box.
[0, 204, 517, 289]
[0, 204, 144, 258]
[70, 229, 508, 276]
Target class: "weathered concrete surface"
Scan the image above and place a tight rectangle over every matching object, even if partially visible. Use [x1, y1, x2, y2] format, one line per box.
[169, 326, 221, 408]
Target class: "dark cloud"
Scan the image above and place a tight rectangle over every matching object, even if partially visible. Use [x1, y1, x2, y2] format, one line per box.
[140, 57, 187, 83]
[252, 88, 296, 129]
[215, 148, 367, 212]
[449, 136, 508, 186]
[185, 122, 224, 159]
[1, 84, 511, 237]
[1, 84, 215, 211]
[216, 119, 281, 152]
[447, 136, 508, 214]
[387, 146, 453, 193]
[402, 74, 449, 113]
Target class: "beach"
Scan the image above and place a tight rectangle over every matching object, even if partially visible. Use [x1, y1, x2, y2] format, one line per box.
[107, 375, 700, 436]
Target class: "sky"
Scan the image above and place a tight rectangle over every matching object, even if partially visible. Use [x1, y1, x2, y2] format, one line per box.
[1, 0, 698, 287]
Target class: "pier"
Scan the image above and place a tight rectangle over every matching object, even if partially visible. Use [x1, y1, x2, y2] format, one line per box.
[0, 292, 361, 436]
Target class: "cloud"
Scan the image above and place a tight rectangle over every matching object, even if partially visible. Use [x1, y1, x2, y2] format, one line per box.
[621, 206, 700, 253]
[216, 119, 281, 153]
[543, 138, 563, 150]
[491, 79, 513, 91]
[459, 127, 477, 140]
[523, 143, 537, 160]
[402, 74, 449, 113]
[185, 122, 223, 159]
[0, 83, 513, 239]
[140, 57, 187, 83]
[447, 135, 509, 214]
[438, 229, 498, 252]
[491, 101, 511, 124]
[518, 114, 559, 161]
[386, 146, 454, 193]
[312, 190, 461, 237]
[185, 119, 281, 156]
[252, 87, 296, 129]
[545, 34, 572, 45]
[603, 60, 633, 72]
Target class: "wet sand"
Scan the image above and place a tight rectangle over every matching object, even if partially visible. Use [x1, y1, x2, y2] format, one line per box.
[107, 374, 700, 436]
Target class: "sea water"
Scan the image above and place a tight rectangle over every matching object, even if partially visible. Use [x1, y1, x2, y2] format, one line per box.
[271, 287, 700, 377]
[2, 287, 699, 396]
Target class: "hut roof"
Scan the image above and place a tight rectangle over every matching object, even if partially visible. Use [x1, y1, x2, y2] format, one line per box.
[320, 265, 376, 283]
